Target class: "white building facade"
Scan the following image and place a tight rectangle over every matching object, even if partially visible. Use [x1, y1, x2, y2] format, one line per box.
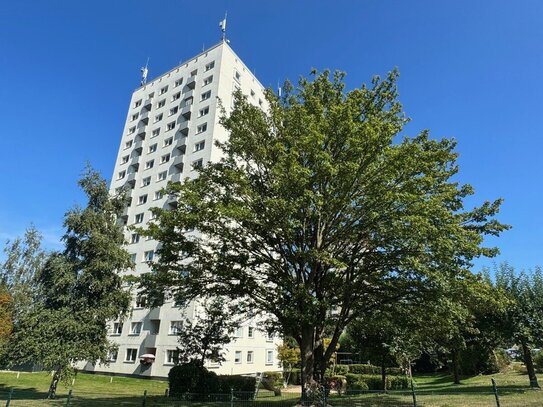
[81, 41, 281, 378]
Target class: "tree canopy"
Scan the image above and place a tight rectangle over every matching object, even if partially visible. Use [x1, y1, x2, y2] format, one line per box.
[141, 69, 508, 392]
[6, 167, 132, 398]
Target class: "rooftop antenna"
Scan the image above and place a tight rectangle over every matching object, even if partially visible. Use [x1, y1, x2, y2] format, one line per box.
[219, 12, 228, 42]
[277, 80, 282, 97]
[140, 57, 149, 86]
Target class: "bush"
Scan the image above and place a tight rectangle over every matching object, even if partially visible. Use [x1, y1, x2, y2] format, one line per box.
[349, 364, 380, 375]
[389, 375, 409, 390]
[168, 362, 219, 397]
[329, 364, 349, 375]
[217, 375, 257, 392]
[359, 374, 385, 390]
[345, 373, 361, 387]
[262, 371, 283, 389]
[346, 380, 369, 394]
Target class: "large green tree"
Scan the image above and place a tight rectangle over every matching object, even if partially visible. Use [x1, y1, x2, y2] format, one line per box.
[141, 70, 508, 392]
[494, 263, 543, 388]
[6, 167, 132, 398]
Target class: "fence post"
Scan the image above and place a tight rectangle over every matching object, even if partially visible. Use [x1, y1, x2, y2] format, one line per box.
[322, 386, 327, 407]
[65, 389, 72, 407]
[411, 379, 417, 407]
[491, 378, 501, 407]
[142, 389, 147, 407]
[230, 387, 234, 407]
[5, 389, 13, 407]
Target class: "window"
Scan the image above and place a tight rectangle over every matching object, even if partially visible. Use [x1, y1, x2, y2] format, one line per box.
[141, 177, 151, 187]
[130, 322, 142, 335]
[147, 92, 154, 99]
[192, 159, 203, 170]
[201, 90, 211, 101]
[154, 113, 163, 123]
[184, 96, 193, 106]
[190, 69, 198, 77]
[205, 61, 215, 71]
[148, 143, 157, 153]
[250, 89, 255, 97]
[130, 253, 137, 264]
[135, 295, 147, 308]
[134, 99, 142, 108]
[247, 351, 254, 364]
[166, 349, 179, 365]
[128, 126, 136, 134]
[234, 327, 243, 338]
[108, 349, 118, 362]
[157, 99, 165, 108]
[248, 327, 254, 338]
[203, 75, 213, 86]
[117, 170, 126, 180]
[160, 154, 171, 164]
[157, 171, 167, 181]
[196, 123, 207, 133]
[234, 70, 241, 82]
[166, 122, 175, 131]
[174, 78, 183, 87]
[172, 92, 181, 101]
[131, 113, 139, 121]
[169, 106, 178, 116]
[145, 160, 154, 169]
[164, 137, 173, 147]
[138, 194, 148, 205]
[154, 191, 164, 200]
[159, 86, 168, 95]
[170, 321, 183, 335]
[112, 322, 123, 335]
[131, 233, 140, 244]
[135, 213, 144, 224]
[144, 250, 154, 262]
[266, 350, 274, 365]
[125, 348, 138, 362]
[152, 128, 160, 138]
[234, 351, 242, 364]
[121, 155, 129, 164]
[194, 140, 205, 152]
[266, 333, 274, 342]
[124, 140, 133, 149]
[259, 99, 263, 107]
[199, 106, 209, 117]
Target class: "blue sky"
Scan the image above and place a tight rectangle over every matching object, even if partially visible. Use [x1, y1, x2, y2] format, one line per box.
[1, 1, 542, 271]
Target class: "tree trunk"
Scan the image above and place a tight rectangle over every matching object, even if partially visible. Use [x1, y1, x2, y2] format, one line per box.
[521, 342, 540, 388]
[300, 327, 317, 397]
[381, 355, 387, 392]
[47, 367, 62, 399]
[451, 350, 461, 385]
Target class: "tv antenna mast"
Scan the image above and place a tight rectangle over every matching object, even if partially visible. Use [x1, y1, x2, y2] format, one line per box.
[140, 57, 149, 86]
[219, 12, 229, 43]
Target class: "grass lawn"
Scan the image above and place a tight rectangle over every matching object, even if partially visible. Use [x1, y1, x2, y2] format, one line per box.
[0, 368, 541, 406]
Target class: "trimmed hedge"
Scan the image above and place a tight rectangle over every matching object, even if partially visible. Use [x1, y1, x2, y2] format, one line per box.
[169, 362, 257, 397]
[337, 364, 403, 375]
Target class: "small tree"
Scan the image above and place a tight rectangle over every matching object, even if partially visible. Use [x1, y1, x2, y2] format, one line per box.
[494, 263, 543, 388]
[6, 167, 132, 398]
[172, 297, 238, 366]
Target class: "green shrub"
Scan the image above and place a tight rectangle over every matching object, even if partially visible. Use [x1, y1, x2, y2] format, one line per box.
[168, 362, 219, 397]
[262, 371, 283, 389]
[349, 364, 380, 375]
[389, 375, 409, 390]
[359, 374, 385, 390]
[217, 375, 256, 392]
[345, 373, 361, 386]
[327, 364, 350, 376]
[346, 380, 369, 394]
[386, 367, 403, 375]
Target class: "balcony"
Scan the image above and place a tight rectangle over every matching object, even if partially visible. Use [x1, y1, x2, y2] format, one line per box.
[166, 195, 178, 209]
[184, 89, 194, 99]
[133, 138, 144, 154]
[171, 172, 183, 183]
[143, 98, 152, 110]
[125, 171, 137, 188]
[136, 131, 146, 141]
[175, 144, 186, 155]
[172, 155, 184, 170]
[180, 104, 192, 120]
[185, 76, 196, 90]
[178, 120, 190, 136]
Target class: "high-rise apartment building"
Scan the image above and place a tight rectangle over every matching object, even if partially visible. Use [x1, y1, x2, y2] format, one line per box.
[81, 40, 281, 378]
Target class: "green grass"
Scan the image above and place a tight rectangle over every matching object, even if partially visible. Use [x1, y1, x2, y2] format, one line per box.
[0, 368, 541, 406]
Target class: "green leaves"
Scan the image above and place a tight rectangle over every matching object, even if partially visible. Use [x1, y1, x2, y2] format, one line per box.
[142, 69, 508, 385]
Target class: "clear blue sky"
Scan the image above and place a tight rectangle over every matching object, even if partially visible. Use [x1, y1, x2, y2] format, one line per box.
[1, 1, 542, 271]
